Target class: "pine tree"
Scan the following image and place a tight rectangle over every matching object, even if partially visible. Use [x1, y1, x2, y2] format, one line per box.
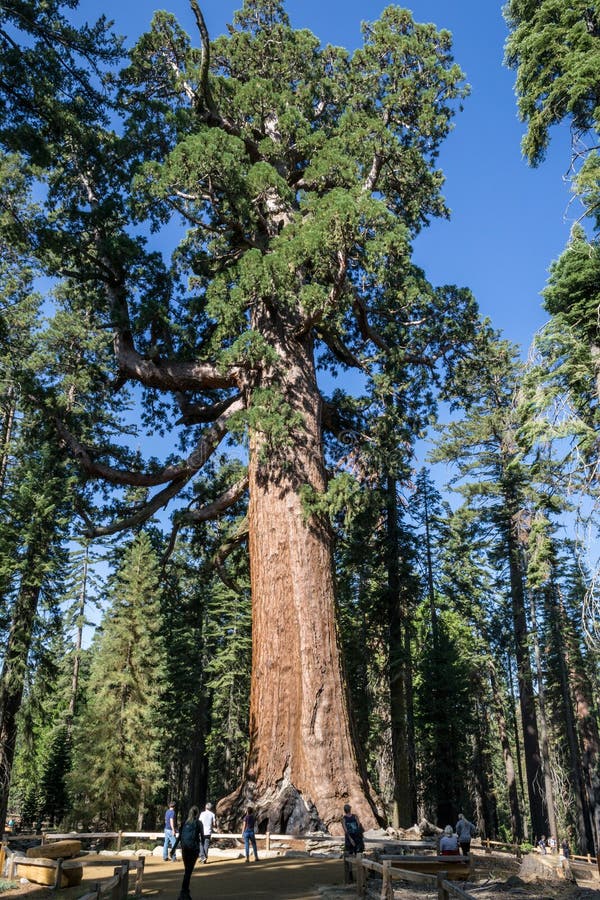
[433, 331, 549, 840]
[69, 533, 166, 828]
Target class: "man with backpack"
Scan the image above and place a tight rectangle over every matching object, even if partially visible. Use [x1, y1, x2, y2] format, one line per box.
[342, 804, 365, 855]
[172, 806, 204, 900]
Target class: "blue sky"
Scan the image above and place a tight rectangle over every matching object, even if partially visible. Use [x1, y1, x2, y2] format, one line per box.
[76, 0, 575, 356]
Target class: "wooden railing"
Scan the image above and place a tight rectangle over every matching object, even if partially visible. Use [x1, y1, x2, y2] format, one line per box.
[76, 862, 131, 900]
[37, 829, 424, 852]
[349, 856, 476, 900]
[4, 853, 144, 895]
[481, 837, 522, 859]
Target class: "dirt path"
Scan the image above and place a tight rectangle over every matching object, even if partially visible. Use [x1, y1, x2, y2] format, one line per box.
[137, 855, 345, 899]
[4, 851, 599, 900]
[3, 855, 346, 900]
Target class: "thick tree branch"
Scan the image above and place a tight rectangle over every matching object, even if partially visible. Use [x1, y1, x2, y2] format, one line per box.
[190, 0, 216, 116]
[352, 295, 390, 352]
[109, 285, 237, 391]
[161, 475, 248, 564]
[174, 392, 242, 425]
[86, 476, 190, 537]
[211, 515, 249, 594]
[179, 475, 249, 524]
[316, 327, 365, 371]
[57, 396, 245, 490]
[295, 250, 347, 338]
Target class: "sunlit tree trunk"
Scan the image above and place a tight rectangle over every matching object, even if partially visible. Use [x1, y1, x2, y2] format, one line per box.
[218, 317, 379, 834]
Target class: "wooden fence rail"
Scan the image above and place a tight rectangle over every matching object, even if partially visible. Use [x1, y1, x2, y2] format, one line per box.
[75, 862, 130, 900]
[4, 852, 144, 895]
[482, 838, 522, 859]
[349, 855, 477, 900]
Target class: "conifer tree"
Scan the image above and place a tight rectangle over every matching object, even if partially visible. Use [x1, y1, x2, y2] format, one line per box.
[69, 533, 166, 829]
[0, 0, 477, 830]
[433, 331, 549, 840]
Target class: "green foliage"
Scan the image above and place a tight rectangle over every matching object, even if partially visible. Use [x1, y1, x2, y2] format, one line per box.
[505, 0, 600, 167]
[69, 533, 166, 828]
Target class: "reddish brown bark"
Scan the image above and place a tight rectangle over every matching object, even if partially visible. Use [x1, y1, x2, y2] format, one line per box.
[218, 318, 380, 835]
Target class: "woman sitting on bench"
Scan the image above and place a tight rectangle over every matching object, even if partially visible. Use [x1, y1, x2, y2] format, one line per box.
[439, 825, 460, 855]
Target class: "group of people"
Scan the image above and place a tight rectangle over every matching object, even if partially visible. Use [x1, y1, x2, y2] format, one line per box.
[163, 801, 259, 899]
[537, 834, 570, 857]
[162, 801, 217, 900]
[439, 813, 476, 856]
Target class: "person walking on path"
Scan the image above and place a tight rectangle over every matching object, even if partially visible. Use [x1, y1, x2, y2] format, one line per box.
[199, 802, 216, 863]
[172, 805, 204, 900]
[455, 813, 475, 856]
[342, 804, 364, 855]
[242, 806, 259, 863]
[163, 801, 177, 861]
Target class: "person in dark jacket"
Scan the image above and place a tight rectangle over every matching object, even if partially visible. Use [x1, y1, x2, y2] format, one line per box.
[342, 804, 364, 854]
[455, 813, 475, 856]
[172, 806, 204, 900]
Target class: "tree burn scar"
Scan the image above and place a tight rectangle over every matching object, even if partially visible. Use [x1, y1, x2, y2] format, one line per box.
[309, 685, 324, 735]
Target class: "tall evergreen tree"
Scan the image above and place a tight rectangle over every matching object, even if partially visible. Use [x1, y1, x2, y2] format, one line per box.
[433, 332, 549, 840]
[0, 0, 477, 830]
[69, 533, 166, 829]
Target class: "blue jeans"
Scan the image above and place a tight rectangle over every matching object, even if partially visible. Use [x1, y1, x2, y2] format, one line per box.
[163, 828, 176, 860]
[243, 830, 258, 860]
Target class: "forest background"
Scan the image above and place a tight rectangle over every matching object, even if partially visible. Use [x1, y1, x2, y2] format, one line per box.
[1, 0, 599, 861]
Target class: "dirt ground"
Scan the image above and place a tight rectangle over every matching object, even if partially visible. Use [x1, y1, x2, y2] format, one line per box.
[2, 850, 600, 900]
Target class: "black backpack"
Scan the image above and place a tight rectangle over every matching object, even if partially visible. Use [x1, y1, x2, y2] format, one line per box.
[181, 820, 198, 849]
[346, 815, 360, 835]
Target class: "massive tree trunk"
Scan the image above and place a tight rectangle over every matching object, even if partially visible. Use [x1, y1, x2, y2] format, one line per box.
[218, 314, 380, 834]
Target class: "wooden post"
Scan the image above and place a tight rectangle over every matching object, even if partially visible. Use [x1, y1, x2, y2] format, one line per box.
[436, 873, 448, 900]
[265, 831, 271, 852]
[485, 838, 490, 853]
[355, 854, 365, 897]
[8, 852, 16, 880]
[54, 858, 64, 889]
[41, 832, 46, 846]
[121, 859, 130, 900]
[343, 852, 352, 884]
[117, 831, 123, 852]
[134, 856, 145, 898]
[0, 843, 5, 876]
[380, 860, 392, 900]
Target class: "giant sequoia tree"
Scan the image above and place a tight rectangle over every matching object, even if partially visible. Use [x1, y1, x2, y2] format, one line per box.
[0, 0, 475, 832]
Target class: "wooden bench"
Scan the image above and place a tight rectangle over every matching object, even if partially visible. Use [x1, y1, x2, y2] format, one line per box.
[381, 853, 471, 880]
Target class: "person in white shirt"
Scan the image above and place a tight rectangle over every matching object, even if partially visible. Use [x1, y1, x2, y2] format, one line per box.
[199, 803, 216, 863]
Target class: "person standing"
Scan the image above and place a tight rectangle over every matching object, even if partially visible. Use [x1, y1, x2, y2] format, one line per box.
[163, 801, 177, 861]
[242, 806, 259, 863]
[455, 813, 475, 856]
[342, 804, 364, 855]
[172, 806, 204, 900]
[199, 802, 216, 863]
